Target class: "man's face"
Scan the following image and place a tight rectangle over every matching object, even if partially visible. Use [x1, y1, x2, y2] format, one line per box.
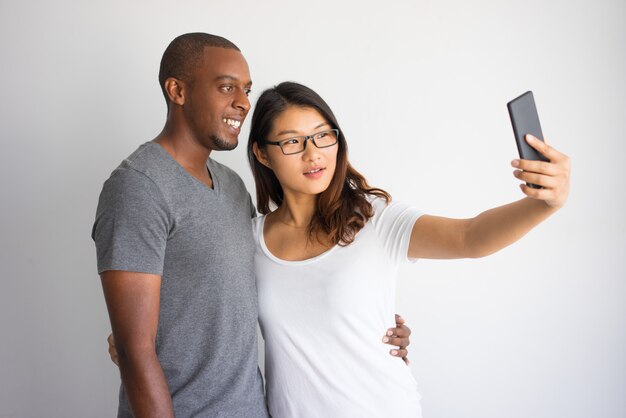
[184, 47, 252, 151]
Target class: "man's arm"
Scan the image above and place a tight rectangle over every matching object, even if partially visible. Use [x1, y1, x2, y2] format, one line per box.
[101, 270, 173, 418]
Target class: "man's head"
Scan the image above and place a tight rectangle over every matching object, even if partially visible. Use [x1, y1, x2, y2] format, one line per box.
[159, 33, 252, 151]
[159, 33, 240, 105]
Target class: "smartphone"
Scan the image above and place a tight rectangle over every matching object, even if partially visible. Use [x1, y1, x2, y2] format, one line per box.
[507, 91, 548, 188]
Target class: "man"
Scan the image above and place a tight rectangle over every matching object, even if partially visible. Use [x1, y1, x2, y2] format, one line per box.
[93, 33, 410, 418]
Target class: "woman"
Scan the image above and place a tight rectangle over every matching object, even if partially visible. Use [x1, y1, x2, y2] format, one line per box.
[247, 82, 569, 417]
[110, 82, 569, 417]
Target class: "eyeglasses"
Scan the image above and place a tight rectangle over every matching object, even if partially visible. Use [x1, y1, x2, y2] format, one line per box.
[265, 129, 339, 155]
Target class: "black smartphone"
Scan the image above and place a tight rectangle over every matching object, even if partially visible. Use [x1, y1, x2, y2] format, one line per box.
[507, 91, 548, 188]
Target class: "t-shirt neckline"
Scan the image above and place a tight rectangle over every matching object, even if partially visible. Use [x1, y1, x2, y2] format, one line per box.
[150, 141, 220, 195]
[257, 215, 339, 266]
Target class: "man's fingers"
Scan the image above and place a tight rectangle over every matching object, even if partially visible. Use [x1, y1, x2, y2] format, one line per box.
[108, 345, 120, 366]
[392, 314, 410, 337]
[388, 325, 410, 338]
[388, 314, 412, 365]
[389, 348, 408, 358]
[107, 333, 120, 367]
[382, 335, 410, 347]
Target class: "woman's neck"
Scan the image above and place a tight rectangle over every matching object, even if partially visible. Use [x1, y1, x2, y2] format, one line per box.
[274, 192, 318, 228]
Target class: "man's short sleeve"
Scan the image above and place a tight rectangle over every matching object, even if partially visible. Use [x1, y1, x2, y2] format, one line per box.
[370, 195, 422, 264]
[92, 168, 170, 275]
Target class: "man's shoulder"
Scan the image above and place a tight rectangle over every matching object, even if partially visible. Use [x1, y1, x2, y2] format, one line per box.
[208, 157, 243, 181]
[95, 142, 173, 208]
[208, 158, 249, 193]
[119, 141, 171, 178]
[103, 142, 181, 192]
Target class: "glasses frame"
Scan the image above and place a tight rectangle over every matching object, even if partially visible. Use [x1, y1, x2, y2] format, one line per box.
[265, 129, 339, 155]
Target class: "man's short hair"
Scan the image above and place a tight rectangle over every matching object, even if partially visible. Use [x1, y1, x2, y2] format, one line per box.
[158, 33, 240, 106]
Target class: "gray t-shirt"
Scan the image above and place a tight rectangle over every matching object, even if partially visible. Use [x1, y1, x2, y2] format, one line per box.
[92, 142, 267, 418]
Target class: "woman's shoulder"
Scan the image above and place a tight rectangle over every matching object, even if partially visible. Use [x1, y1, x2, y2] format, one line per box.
[366, 193, 390, 208]
[365, 192, 394, 221]
[366, 192, 422, 228]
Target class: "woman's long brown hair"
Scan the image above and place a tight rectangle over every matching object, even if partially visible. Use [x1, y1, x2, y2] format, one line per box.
[247, 82, 390, 246]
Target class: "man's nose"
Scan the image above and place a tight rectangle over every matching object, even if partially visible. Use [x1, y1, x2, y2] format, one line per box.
[233, 89, 251, 113]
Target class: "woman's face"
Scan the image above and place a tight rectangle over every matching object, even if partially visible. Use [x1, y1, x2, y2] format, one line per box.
[257, 106, 338, 199]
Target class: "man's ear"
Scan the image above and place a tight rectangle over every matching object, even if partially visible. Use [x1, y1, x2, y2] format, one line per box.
[164, 77, 186, 106]
[252, 142, 272, 169]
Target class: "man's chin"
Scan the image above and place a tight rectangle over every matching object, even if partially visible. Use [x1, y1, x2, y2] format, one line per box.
[211, 135, 238, 151]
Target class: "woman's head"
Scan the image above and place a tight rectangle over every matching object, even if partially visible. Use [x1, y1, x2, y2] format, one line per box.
[252, 105, 339, 201]
[248, 82, 347, 212]
[247, 81, 389, 245]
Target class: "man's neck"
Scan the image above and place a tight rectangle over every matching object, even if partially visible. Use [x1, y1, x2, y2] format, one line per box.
[154, 123, 214, 188]
[156, 121, 211, 164]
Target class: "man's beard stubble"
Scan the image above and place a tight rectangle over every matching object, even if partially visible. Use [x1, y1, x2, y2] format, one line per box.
[210, 135, 238, 151]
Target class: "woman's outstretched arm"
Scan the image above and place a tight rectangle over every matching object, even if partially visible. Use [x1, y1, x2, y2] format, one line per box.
[408, 135, 570, 260]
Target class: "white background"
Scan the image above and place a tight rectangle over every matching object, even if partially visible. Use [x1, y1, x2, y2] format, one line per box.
[1, 0, 624, 417]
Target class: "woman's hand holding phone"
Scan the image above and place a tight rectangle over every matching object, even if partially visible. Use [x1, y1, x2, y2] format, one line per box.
[511, 134, 570, 209]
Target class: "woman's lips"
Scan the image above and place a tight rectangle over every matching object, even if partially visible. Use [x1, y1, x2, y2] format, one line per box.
[303, 167, 325, 179]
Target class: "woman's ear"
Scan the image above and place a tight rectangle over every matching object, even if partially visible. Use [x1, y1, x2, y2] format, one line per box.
[252, 142, 272, 169]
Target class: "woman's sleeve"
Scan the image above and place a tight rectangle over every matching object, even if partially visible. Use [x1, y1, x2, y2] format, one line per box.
[370, 196, 422, 263]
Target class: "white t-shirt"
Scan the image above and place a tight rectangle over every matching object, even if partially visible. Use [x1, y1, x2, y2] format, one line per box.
[253, 196, 424, 418]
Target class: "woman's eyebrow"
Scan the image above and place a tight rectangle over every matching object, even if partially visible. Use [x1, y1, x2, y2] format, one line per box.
[276, 122, 330, 137]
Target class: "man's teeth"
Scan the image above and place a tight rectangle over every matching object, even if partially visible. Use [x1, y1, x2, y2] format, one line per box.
[305, 168, 322, 174]
[223, 118, 241, 128]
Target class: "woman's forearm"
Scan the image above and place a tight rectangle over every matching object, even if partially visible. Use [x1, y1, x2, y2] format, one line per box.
[464, 197, 557, 258]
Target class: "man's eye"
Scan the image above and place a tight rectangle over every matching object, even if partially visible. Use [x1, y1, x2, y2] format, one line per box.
[221, 85, 234, 92]
[244, 89, 252, 96]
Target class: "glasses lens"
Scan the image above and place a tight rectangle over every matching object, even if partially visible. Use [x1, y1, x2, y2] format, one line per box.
[313, 130, 338, 148]
[281, 137, 305, 154]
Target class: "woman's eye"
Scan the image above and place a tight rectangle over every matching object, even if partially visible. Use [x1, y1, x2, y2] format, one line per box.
[317, 132, 328, 138]
[285, 139, 299, 145]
